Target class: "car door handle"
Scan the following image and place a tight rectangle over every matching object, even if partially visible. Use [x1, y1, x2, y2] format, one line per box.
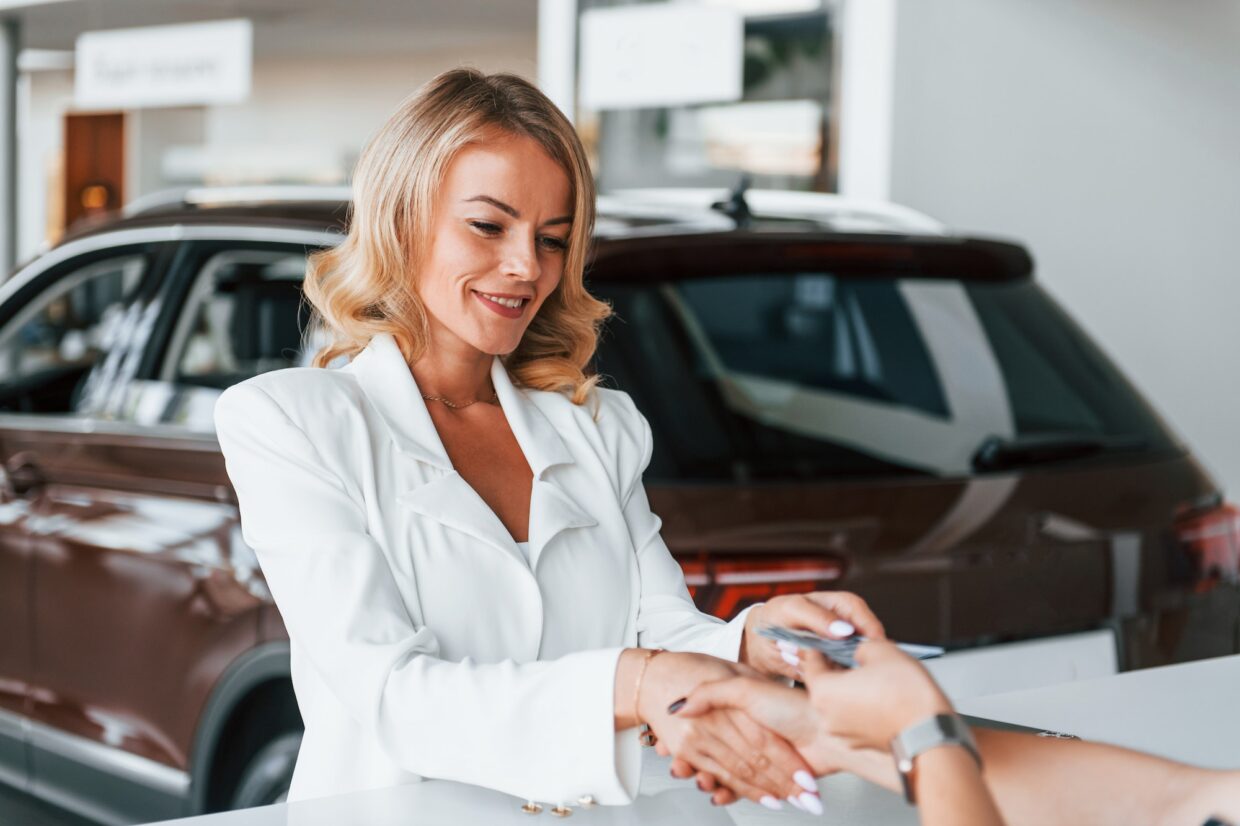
[4, 453, 46, 498]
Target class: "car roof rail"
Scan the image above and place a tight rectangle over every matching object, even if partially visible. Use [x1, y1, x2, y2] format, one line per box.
[119, 184, 947, 236]
[602, 187, 949, 235]
[122, 185, 353, 217]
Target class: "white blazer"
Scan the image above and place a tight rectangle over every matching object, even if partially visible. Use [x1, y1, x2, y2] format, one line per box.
[212, 331, 755, 807]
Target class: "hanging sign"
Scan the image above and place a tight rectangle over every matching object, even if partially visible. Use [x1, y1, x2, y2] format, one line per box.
[75, 18, 252, 109]
[580, 4, 743, 110]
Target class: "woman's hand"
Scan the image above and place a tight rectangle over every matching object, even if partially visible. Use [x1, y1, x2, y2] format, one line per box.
[801, 639, 953, 751]
[638, 652, 822, 812]
[740, 591, 886, 680]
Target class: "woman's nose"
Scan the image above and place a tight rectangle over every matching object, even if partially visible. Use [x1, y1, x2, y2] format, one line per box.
[501, 237, 540, 281]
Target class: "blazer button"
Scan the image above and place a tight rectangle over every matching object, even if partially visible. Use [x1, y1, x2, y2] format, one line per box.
[577, 795, 596, 808]
[520, 801, 543, 814]
[550, 803, 573, 817]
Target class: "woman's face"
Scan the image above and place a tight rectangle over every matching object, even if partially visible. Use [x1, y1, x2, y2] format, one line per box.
[416, 131, 573, 357]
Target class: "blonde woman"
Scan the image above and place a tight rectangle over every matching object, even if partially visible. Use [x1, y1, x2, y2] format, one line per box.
[213, 68, 884, 813]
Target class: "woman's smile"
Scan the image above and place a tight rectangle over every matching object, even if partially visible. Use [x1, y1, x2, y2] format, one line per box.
[472, 289, 531, 318]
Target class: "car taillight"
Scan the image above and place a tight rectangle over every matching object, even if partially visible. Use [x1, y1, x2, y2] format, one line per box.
[1174, 499, 1240, 592]
[678, 555, 846, 619]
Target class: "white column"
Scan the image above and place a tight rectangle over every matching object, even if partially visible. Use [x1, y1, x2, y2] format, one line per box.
[537, 0, 578, 125]
[0, 17, 18, 276]
[837, 0, 897, 201]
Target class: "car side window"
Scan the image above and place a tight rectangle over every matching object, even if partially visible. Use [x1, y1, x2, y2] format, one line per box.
[0, 251, 158, 416]
[162, 248, 316, 390]
[112, 244, 329, 432]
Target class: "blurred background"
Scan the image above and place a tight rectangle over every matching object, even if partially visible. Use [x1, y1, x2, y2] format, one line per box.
[0, 1, 1237, 824]
[1, 0, 1236, 495]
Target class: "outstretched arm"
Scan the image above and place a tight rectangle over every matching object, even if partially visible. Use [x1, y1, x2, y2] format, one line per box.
[677, 650, 1240, 826]
[972, 728, 1240, 826]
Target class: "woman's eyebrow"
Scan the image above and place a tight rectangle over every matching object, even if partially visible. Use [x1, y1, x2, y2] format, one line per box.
[463, 195, 572, 226]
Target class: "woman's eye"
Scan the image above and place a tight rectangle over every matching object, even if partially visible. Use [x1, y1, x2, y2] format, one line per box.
[539, 235, 568, 252]
[468, 221, 503, 235]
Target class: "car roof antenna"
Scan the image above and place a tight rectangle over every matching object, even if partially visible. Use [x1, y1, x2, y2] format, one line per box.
[711, 174, 753, 229]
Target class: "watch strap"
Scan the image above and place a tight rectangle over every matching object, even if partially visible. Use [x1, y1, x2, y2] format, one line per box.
[890, 712, 981, 805]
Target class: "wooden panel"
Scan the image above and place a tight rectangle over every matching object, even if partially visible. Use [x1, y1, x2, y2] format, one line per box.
[62, 112, 125, 234]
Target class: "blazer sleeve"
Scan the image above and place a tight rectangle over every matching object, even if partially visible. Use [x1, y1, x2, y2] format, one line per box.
[214, 381, 642, 805]
[614, 394, 761, 659]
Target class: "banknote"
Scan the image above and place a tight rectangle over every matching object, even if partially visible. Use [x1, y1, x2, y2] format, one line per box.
[757, 625, 944, 669]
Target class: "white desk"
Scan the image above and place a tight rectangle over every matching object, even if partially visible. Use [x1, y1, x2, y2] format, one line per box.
[957, 652, 1240, 769]
[147, 654, 1240, 826]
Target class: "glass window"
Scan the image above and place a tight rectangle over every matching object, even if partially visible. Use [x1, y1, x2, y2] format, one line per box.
[591, 273, 1175, 482]
[162, 248, 314, 390]
[0, 252, 156, 415]
[966, 281, 1175, 448]
[677, 274, 948, 416]
[581, 2, 837, 191]
[110, 246, 324, 431]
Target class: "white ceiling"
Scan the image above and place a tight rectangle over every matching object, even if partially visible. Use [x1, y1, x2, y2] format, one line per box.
[3, 0, 539, 58]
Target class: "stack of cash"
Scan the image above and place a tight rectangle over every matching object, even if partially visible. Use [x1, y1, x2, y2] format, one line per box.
[757, 625, 944, 669]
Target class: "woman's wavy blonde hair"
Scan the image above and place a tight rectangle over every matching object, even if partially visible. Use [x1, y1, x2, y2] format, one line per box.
[302, 67, 612, 407]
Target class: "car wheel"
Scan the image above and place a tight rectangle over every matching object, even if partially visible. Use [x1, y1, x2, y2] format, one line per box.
[228, 731, 301, 809]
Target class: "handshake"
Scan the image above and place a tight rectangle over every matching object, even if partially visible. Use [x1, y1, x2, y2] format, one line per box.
[617, 591, 1240, 826]
[618, 591, 944, 814]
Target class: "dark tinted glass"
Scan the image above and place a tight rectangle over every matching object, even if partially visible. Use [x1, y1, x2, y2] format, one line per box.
[677, 275, 948, 416]
[109, 244, 324, 432]
[966, 281, 1175, 447]
[0, 249, 161, 415]
[591, 274, 1175, 482]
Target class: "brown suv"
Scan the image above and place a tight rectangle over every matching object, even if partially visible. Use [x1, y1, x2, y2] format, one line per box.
[0, 186, 1236, 824]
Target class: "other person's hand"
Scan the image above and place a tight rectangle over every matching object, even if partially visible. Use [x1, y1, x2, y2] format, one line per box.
[740, 591, 886, 680]
[639, 652, 821, 812]
[801, 639, 953, 751]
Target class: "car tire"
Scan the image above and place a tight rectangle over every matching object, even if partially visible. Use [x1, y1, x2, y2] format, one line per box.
[228, 731, 302, 809]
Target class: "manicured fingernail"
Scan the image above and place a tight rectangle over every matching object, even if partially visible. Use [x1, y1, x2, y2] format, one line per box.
[781, 651, 800, 667]
[794, 770, 817, 792]
[799, 792, 824, 815]
[828, 619, 856, 638]
[667, 697, 686, 714]
[786, 794, 806, 811]
[759, 795, 783, 810]
[776, 639, 798, 652]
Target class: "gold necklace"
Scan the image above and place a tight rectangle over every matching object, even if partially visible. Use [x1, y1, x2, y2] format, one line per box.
[420, 388, 500, 409]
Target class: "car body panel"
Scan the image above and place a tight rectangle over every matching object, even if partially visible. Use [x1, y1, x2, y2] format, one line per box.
[22, 423, 256, 767]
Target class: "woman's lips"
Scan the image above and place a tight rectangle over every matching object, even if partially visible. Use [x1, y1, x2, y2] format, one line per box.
[472, 290, 527, 319]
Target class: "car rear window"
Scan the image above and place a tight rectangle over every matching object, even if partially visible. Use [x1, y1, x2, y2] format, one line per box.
[591, 273, 1177, 481]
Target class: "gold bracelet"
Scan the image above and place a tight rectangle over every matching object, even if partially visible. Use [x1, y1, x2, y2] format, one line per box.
[632, 648, 664, 734]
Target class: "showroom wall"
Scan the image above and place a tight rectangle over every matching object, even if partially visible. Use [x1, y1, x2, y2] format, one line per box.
[16, 34, 536, 263]
[890, 0, 1240, 497]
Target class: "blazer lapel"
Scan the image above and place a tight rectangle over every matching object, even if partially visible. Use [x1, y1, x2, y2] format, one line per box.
[395, 473, 520, 560]
[342, 332, 453, 472]
[345, 333, 598, 569]
[487, 352, 599, 569]
[527, 478, 597, 572]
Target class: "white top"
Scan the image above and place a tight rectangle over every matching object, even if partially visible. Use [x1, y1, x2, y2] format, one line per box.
[515, 540, 531, 565]
[212, 331, 755, 807]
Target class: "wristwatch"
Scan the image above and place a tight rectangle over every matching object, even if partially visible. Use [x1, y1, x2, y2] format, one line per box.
[890, 712, 982, 805]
